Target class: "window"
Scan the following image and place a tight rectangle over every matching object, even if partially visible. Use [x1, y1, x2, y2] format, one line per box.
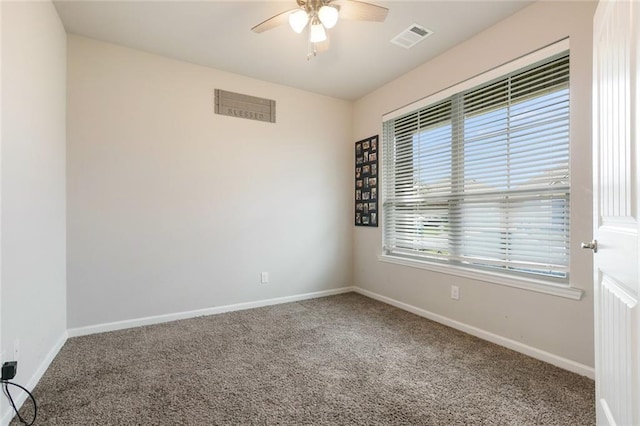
[382, 47, 570, 286]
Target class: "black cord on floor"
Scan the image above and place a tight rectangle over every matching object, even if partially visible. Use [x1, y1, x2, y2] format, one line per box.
[1, 380, 37, 425]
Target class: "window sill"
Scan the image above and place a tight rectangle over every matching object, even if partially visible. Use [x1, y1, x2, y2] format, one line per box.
[377, 254, 583, 300]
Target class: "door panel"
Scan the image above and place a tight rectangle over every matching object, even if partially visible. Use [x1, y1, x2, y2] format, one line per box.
[592, 1, 639, 425]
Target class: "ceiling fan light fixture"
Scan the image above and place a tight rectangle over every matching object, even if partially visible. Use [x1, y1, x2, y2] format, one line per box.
[252, 0, 389, 59]
[289, 9, 309, 33]
[309, 19, 327, 43]
[318, 5, 339, 29]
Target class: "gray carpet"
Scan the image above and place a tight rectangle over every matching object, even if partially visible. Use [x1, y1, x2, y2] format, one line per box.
[11, 293, 594, 425]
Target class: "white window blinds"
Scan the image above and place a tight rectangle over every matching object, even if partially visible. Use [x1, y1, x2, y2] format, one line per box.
[382, 52, 570, 280]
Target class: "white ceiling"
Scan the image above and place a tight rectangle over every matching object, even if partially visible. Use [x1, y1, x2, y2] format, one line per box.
[53, 0, 533, 101]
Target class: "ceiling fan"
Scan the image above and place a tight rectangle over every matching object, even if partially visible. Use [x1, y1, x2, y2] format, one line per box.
[251, 0, 389, 59]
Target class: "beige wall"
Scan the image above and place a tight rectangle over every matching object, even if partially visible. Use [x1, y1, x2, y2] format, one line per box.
[66, 36, 353, 328]
[1, 1, 67, 422]
[353, 1, 597, 368]
[1, 3, 596, 407]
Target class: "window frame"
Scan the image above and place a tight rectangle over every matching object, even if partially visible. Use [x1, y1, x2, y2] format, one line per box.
[379, 39, 583, 300]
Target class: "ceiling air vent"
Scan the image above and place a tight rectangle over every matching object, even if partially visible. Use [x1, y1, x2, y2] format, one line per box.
[390, 24, 433, 49]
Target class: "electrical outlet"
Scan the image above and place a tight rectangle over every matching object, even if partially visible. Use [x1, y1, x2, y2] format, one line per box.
[261, 272, 269, 284]
[1, 361, 17, 381]
[451, 285, 460, 300]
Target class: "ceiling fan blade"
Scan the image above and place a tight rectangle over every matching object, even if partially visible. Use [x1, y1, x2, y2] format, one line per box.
[251, 8, 298, 33]
[332, 0, 388, 22]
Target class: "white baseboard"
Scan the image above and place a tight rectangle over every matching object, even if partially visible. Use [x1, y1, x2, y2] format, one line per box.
[1, 331, 68, 426]
[353, 287, 595, 379]
[67, 286, 356, 338]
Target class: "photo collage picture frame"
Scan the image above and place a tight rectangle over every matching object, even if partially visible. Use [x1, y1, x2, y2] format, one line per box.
[355, 135, 378, 227]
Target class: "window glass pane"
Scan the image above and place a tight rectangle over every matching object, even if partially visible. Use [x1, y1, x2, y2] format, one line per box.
[464, 107, 509, 191]
[414, 124, 452, 190]
[383, 51, 570, 282]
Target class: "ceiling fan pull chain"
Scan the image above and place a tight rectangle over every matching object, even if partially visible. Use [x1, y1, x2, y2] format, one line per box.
[307, 27, 317, 60]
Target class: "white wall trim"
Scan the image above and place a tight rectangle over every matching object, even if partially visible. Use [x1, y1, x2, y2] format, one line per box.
[68, 287, 356, 338]
[378, 254, 584, 300]
[353, 286, 595, 379]
[1, 331, 67, 426]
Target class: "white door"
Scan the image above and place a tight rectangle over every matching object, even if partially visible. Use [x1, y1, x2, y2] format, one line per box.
[592, 0, 639, 425]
